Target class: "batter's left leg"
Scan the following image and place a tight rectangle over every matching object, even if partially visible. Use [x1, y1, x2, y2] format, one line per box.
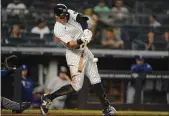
[85, 60, 116, 116]
[40, 65, 85, 116]
[40, 84, 75, 115]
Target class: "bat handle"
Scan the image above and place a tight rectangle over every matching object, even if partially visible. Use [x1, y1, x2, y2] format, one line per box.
[84, 40, 88, 47]
[78, 40, 88, 72]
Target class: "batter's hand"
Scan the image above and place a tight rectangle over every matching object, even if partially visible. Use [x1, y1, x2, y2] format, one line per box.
[81, 29, 92, 43]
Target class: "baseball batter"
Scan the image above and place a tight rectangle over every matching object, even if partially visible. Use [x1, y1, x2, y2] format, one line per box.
[40, 4, 116, 116]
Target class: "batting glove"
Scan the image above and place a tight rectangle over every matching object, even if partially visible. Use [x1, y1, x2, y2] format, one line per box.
[81, 29, 92, 43]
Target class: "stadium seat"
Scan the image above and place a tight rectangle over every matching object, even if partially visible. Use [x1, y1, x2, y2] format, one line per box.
[24, 14, 35, 21]
[25, 20, 37, 27]
[161, 16, 169, 25]
[43, 33, 53, 41]
[154, 35, 168, 51]
[155, 27, 169, 34]
[141, 26, 154, 34]
[7, 37, 28, 46]
[43, 33, 58, 46]
[132, 34, 148, 50]
[32, 1, 46, 9]
[7, 15, 21, 25]
[137, 15, 149, 25]
[1, 25, 8, 40]
[24, 33, 40, 39]
[127, 26, 142, 41]
[23, 33, 45, 46]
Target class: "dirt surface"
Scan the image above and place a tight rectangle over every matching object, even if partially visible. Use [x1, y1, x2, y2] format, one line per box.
[2, 112, 101, 116]
[2, 110, 169, 116]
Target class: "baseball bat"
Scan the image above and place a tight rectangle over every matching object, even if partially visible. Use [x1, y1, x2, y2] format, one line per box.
[78, 41, 88, 72]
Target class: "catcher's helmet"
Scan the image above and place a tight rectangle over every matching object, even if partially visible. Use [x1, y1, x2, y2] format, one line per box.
[54, 4, 68, 18]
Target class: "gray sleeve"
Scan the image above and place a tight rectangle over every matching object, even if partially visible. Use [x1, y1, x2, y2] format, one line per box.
[46, 80, 56, 90]
[1, 97, 21, 110]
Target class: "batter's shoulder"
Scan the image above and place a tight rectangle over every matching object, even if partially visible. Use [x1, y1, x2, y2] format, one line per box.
[68, 9, 78, 20]
[54, 22, 65, 36]
[54, 22, 65, 29]
[68, 9, 77, 14]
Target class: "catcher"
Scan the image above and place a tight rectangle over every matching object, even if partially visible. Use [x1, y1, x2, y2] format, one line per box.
[1, 55, 31, 113]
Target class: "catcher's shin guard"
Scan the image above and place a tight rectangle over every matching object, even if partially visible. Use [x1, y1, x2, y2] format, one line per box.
[1, 97, 31, 112]
[1, 97, 21, 110]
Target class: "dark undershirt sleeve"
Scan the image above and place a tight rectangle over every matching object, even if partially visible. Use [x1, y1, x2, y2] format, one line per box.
[76, 14, 89, 30]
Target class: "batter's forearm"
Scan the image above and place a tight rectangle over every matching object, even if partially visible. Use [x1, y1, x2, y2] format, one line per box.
[67, 41, 79, 48]
[67, 39, 83, 48]
[45, 89, 52, 94]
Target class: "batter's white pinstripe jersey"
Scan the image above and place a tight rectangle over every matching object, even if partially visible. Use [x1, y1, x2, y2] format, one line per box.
[54, 9, 87, 66]
[54, 9, 83, 44]
[54, 9, 101, 91]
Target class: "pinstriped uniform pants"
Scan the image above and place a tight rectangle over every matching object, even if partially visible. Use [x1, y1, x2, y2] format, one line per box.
[66, 47, 101, 91]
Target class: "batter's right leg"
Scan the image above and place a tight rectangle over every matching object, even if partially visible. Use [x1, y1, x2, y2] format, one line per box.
[85, 57, 116, 116]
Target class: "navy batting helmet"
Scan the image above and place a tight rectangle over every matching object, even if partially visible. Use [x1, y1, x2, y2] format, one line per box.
[135, 55, 144, 60]
[54, 4, 68, 18]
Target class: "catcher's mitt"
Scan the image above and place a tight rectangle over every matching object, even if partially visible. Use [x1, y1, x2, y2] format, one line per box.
[4, 55, 18, 70]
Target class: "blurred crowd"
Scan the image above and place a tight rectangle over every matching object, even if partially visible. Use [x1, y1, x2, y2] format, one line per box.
[1, 0, 169, 50]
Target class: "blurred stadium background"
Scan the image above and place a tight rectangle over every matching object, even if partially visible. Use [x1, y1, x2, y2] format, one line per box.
[1, 0, 169, 115]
